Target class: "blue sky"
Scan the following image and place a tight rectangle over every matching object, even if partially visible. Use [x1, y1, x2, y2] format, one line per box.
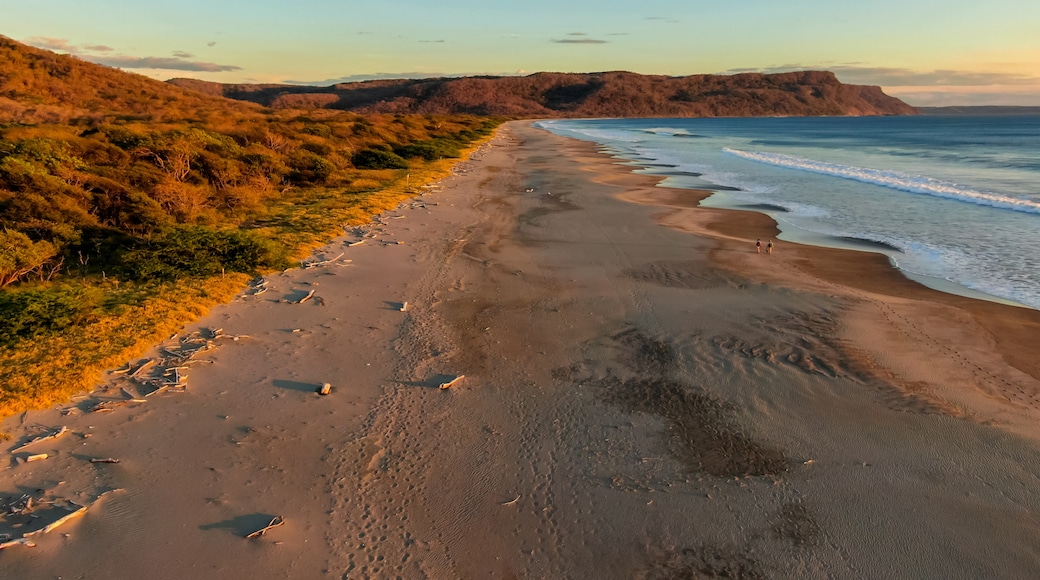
[4, 0, 1040, 105]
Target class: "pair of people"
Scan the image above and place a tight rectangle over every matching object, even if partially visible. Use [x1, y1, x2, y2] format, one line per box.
[755, 239, 774, 254]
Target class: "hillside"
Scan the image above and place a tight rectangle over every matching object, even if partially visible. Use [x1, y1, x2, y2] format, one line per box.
[169, 71, 917, 117]
[0, 35, 500, 418]
[0, 35, 261, 123]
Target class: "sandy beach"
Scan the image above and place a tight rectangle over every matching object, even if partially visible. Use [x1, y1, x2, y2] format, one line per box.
[3, 121, 1040, 579]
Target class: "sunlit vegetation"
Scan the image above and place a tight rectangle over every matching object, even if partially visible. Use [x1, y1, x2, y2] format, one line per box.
[0, 37, 502, 420]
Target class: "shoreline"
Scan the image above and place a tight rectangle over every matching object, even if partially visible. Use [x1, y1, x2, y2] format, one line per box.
[3, 121, 1040, 578]
[578, 138, 1040, 384]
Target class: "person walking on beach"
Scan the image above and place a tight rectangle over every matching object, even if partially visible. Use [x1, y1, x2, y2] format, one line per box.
[756, 239, 761, 253]
[767, 240, 774, 254]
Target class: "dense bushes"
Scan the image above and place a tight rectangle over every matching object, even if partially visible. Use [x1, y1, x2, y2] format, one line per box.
[117, 226, 287, 281]
[0, 229, 59, 287]
[0, 113, 500, 282]
[352, 148, 409, 169]
[395, 138, 461, 161]
[0, 284, 104, 346]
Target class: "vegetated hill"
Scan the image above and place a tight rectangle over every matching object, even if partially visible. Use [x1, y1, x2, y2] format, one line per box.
[169, 70, 917, 117]
[0, 35, 261, 123]
[0, 35, 503, 420]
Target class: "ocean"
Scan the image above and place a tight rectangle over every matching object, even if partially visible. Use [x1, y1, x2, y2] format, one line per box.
[537, 116, 1040, 310]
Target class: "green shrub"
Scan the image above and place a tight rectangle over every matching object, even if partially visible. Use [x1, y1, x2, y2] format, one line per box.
[288, 151, 335, 184]
[118, 226, 286, 280]
[395, 138, 461, 161]
[352, 148, 408, 170]
[0, 284, 105, 346]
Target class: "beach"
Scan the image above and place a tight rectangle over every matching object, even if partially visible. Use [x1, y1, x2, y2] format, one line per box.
[3, 121, 1040, 578]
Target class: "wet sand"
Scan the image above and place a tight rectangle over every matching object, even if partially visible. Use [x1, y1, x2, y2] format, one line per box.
[3, 121, 1040, 578]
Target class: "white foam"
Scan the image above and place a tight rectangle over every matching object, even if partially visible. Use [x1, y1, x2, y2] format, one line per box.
[643, 127, 696, 137]
[724, 148, 1040, 215]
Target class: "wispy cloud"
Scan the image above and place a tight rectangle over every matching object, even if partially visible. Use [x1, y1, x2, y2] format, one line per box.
[645, 16, 679, 23]
[418, 39, 445, 43]
[207, 41, 217, 47]
[551, 38, 608, 44]
[23, 36, 77, 51]
[285, 71, 524, 86]
[87, 55, 241, 72]
[22, 35, 241, 73]
[721, 64, 1040, 87]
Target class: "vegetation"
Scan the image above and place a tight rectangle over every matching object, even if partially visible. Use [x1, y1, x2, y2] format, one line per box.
[0, 35, 503, 419]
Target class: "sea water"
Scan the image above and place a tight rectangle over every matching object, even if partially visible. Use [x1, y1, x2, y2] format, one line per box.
[537, 116, 1040, 310]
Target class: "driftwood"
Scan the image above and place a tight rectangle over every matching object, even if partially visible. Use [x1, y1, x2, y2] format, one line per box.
[303, 252, 345, 269]
[317, 383, 332, 396]
[0, 537, 36, 550]
[90, 458, 120, 464]
[111, 362, 133, 375]
[246, 516, 285, 539]
[439, 375, 465, 390]
[26, 453, 49, 462]
[128, 359, 156, 379]
[294, 289, 316, 304]
[399, 301, 409, 312]
[92, 398, 142, 412]
[502, 495, 521, 506]
[18, 490, 118, 540]
[92, 401, 122, 413]
[161, 347, 187, 360]
[347, 240, 365, 247]
[12, 426, 68, 453]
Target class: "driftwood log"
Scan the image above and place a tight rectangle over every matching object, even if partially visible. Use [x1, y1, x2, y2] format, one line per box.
[12, 426, 68, 453]
[439, 375, 465, 390]
[246, 516, 285, 539]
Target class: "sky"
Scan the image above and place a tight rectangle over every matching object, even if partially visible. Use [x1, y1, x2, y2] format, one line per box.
[4, 0, 1040, 106]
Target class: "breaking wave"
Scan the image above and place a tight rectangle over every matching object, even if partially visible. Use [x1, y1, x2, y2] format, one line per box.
[723, 148, 1040, 215]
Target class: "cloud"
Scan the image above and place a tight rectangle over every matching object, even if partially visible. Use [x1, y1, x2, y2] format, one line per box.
[23, 36, 77, 51]
[720, 64, 1040, 87]
[285, 71, 524, 86]
[832, 66, 1039, 87]
[85, 55, 241, 72]
[884, 84, 1040, 106]
[207, 41, 217, 47]
[717, 64, 1040, 105]
[551, 38, 608, 44]
[567, 32, 587, 36]
[22, 35, 240, 73]
[418, 40, 445, 43]
[645, 16, 679, 23]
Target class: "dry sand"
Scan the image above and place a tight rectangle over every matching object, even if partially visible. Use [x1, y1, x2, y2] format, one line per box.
[3, 121, 1040, 579]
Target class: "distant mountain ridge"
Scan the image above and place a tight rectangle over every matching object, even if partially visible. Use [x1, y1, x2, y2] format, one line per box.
[169, 71, 917, 118]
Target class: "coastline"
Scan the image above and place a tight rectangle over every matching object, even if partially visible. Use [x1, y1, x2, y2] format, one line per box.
[581, 139, 1040, 385]
[3, 121, 1040, 578]
[576, 134, 1040, 434]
